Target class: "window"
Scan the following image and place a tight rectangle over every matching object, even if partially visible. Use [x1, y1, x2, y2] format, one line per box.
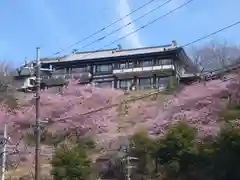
[118, 61, 134, 69]
[139, 60, 153, 67]
[139, 77, 153, 89]
[128, 62, 134, 68]
[163, 59, 173, 65]
[156, 59, 173, 65]
[29, 78, 36, 86]
[162, 59, 172, 65]
[119, 63, 127, 69]
[71, 66, 88, 73]
[119, 79, 131, 89]
[157, 77, 169, 87]
[64, 74, 71, 79]
[96, 81, 112, 88]
[66, 68, 70, 74]
[95, 64, 112, 73]
[52, 69, 65, 75]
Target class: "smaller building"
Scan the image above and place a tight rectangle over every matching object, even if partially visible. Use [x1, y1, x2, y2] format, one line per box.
[12, 66, 67, 92]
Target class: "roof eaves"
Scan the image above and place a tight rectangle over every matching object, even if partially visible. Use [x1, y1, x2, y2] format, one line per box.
[178, 48, 199, 73]
[115, 44, 172, 52]
[42, 49, 177, 64]
[41, 45, 177, 64]
[75, 48, 117, 55]
[74, 44, 172, 55]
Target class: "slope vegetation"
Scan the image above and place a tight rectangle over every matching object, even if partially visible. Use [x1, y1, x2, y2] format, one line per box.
[1, 74, 239, 177]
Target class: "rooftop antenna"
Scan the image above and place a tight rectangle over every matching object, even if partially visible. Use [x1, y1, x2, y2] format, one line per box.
[56, 52, 61, 62]
[171, 40, 177, 48]
[24, 57, 28, 67]
[23, 57, 33, 76]
[72, 49, 78, 54]
[117, 44, 122, 50]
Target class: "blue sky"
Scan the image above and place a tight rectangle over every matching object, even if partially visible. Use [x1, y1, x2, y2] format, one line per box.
[0, 0, 240, 67]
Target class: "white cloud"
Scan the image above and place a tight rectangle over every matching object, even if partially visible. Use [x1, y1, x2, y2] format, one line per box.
[118, 0, 143, 48]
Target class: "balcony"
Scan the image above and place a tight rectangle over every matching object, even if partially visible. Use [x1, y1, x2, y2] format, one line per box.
[51, 72, 92, 82]
[177, 67, 200, 78]
[113, 65, 174, 77]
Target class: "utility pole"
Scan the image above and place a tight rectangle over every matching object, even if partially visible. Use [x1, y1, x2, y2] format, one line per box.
[0, 124, 7, 180]
[122, 142, 138, 180]
[126, 156, 131, 180]
[35, 47, 41, 180]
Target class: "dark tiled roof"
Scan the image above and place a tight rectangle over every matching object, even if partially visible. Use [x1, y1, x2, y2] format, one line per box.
[13, 68, 51, 77]
[41, 44, 177, 63]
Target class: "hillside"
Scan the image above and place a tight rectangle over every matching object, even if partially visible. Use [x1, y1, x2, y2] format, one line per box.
[1, 74, 239, 178]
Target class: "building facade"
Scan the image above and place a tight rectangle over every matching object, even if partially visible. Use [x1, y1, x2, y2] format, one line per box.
[38, 42, 197, 90]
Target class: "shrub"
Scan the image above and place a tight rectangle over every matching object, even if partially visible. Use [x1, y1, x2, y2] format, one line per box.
[51, 143, 92, 180]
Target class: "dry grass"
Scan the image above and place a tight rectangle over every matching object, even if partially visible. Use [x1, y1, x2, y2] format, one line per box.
[113, 89, 164, 103]
[6, 162, 52, 179]
[6, 159, 52, 179]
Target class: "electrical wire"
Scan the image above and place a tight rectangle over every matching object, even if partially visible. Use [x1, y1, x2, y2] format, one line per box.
[50, 70, 239, 126]
[5, 72, 238, 179]
[74, 19, 240, 65]
[104, 0, 194, 49]
[182, 20, 240, 48]
[11, 15, 240, 180]
[6, 135, 30, 180]
[24, 0, 194, 67]
[80, 0, 174, 50]
[10, 18, 240, 177]
[66, 0, 195, 61]
[47, 18, 240, 121]
[50, 0, 159, 56]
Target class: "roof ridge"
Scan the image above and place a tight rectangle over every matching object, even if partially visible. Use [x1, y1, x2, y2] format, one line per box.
[74, 44, 173, 55]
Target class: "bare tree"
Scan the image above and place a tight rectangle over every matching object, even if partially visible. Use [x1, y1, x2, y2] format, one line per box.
[191, 40, 240, 72]
[0, 60, 17, 107]
[0, 60, 13, 84]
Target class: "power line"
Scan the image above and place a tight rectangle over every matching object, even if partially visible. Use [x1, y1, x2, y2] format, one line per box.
[13, 18, 240, 180]
[50, 19, 240, 121]
[74, 0, 195, 61]
[55, 89, 164, 122]
[20, 3, 240, 124]
[50, 0, 159, 56]
[182, 20, 240, 48]
[80, 0, 174, 50]
[13, 17, 240, 176]
[104, 0, 194, 48]
[2, 133, 30, 180]
[180, 20, 240, 77]
[26, 0, 193, 66]
[53, 20, 240, 75]
[77, 19, 240, 64]
[52, 73, 238, 127]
